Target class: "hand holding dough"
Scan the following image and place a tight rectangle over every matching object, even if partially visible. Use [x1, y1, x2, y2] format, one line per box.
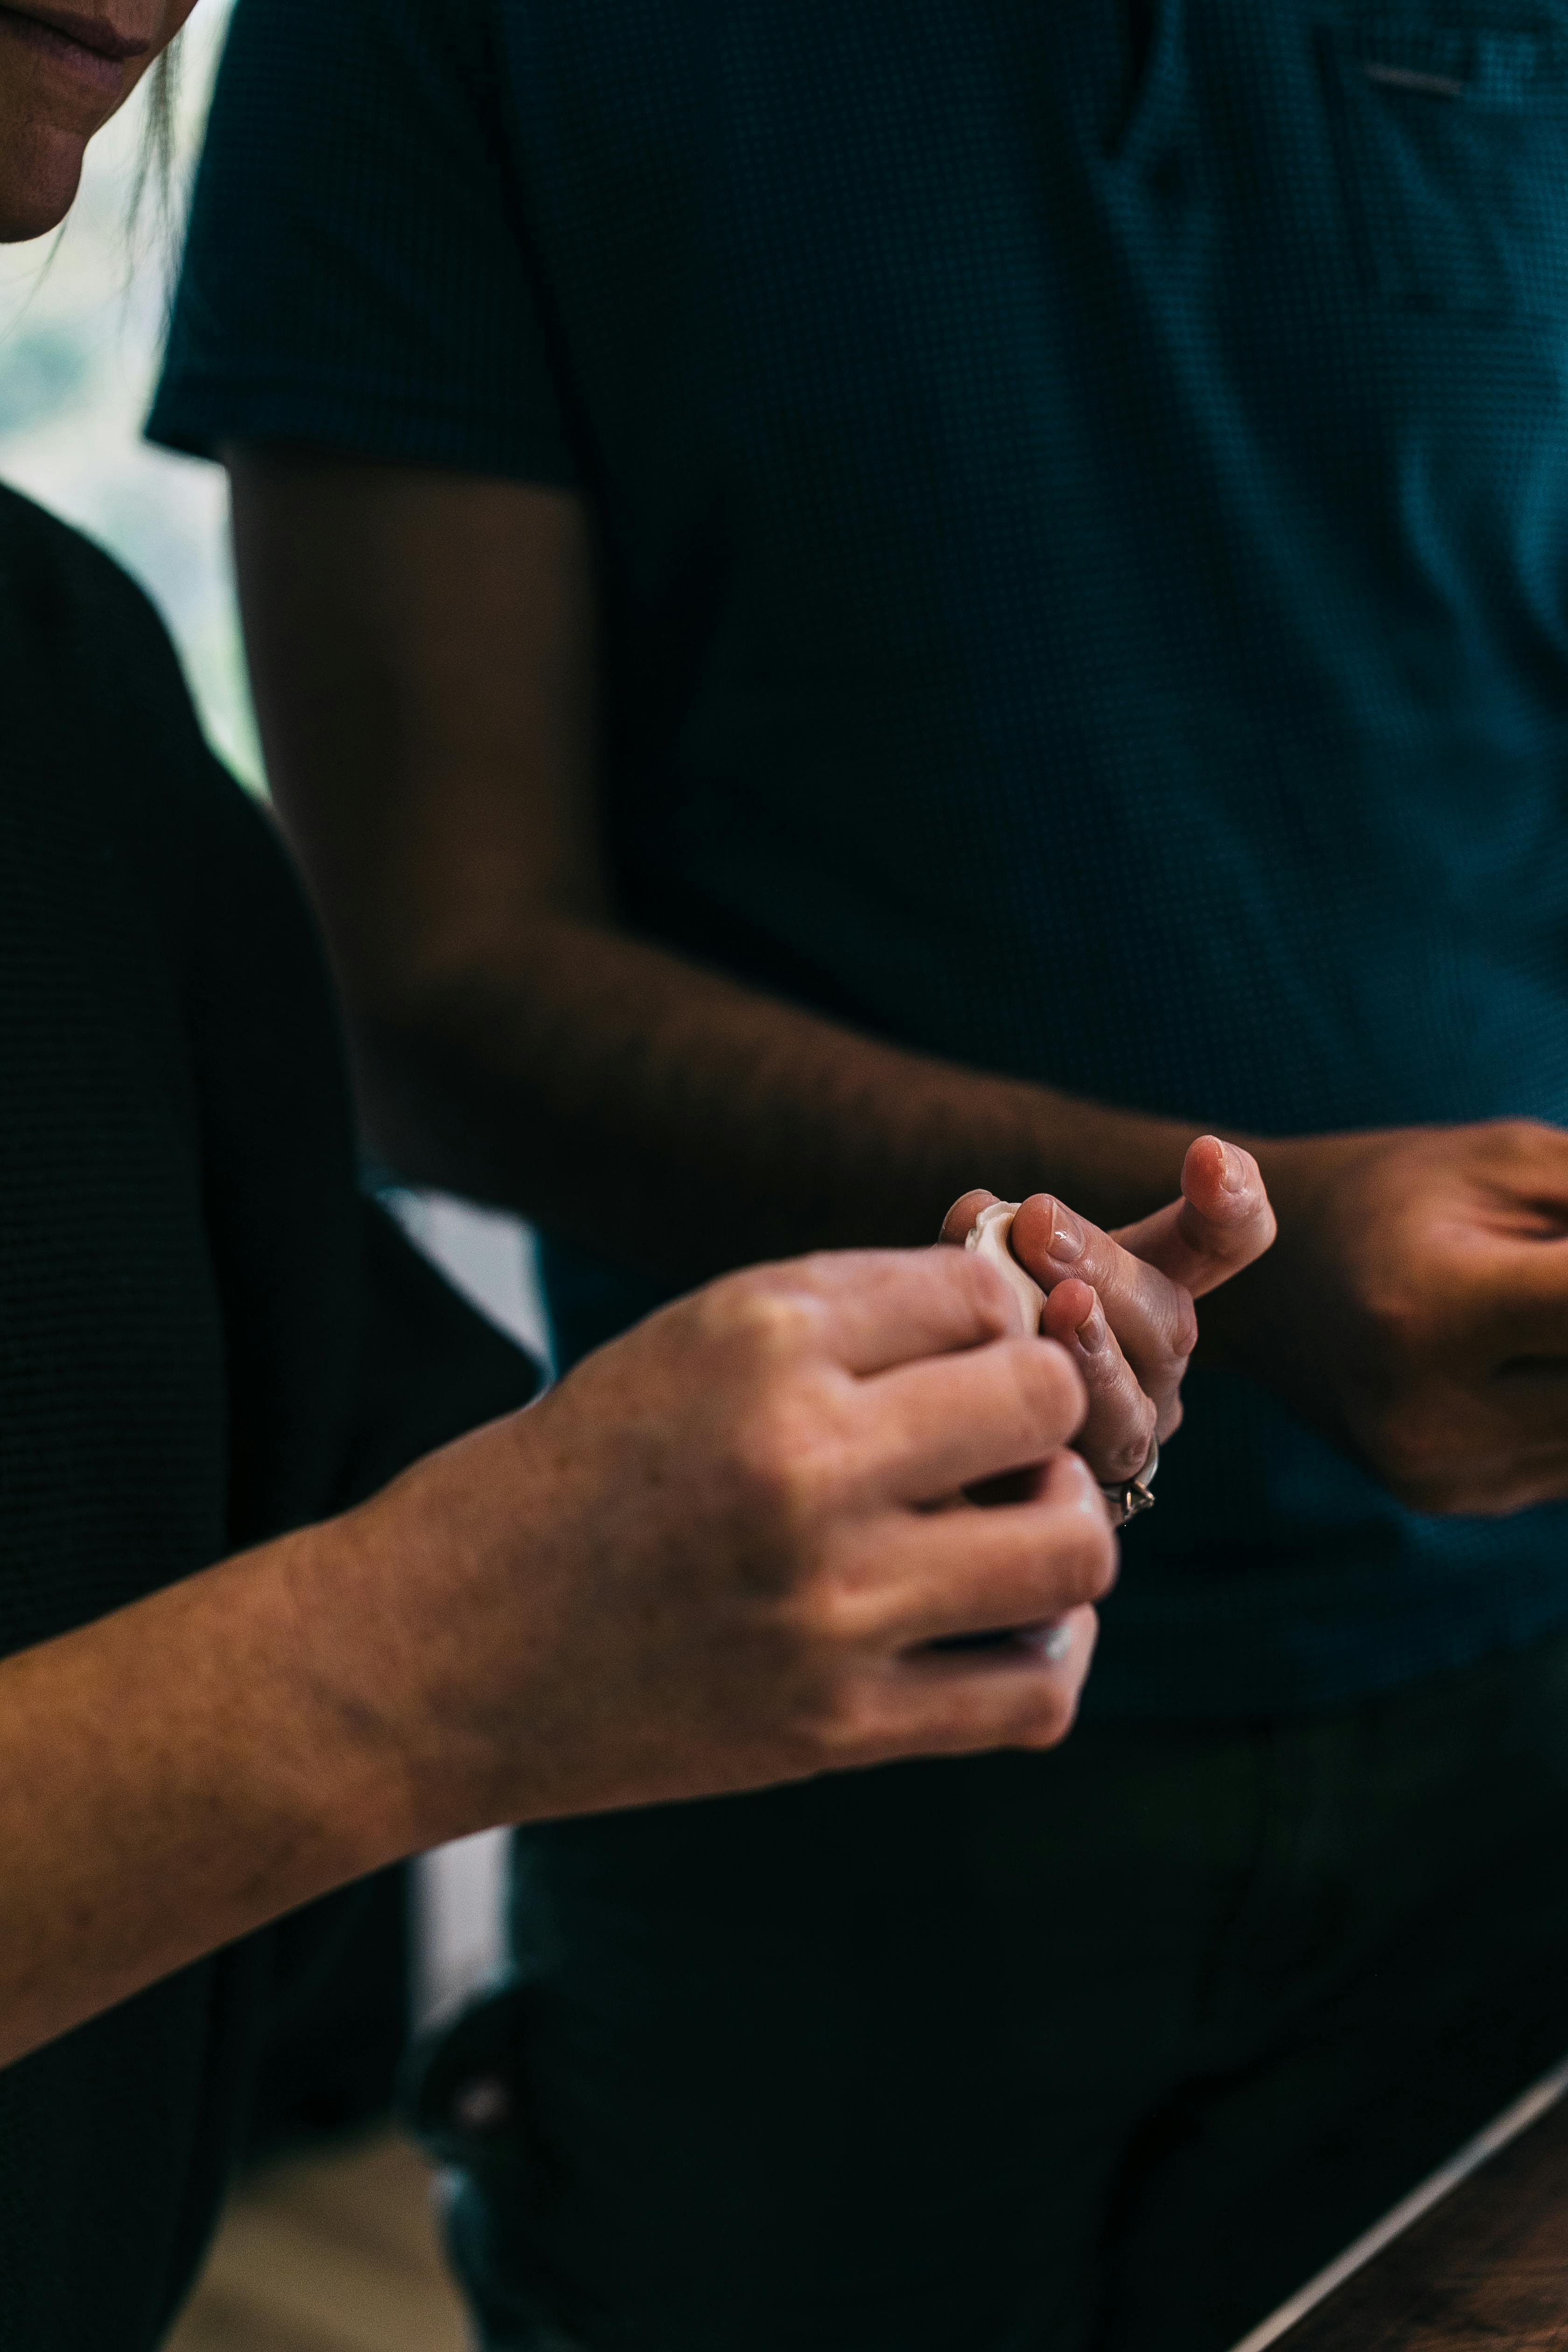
[961, 1194, 1156, 1514]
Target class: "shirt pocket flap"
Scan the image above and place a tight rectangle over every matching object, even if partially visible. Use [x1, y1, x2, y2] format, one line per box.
[1320, 15, 1568, 316]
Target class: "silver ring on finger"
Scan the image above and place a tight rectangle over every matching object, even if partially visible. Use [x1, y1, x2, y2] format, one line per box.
[1101, 1436, 1158, 1526]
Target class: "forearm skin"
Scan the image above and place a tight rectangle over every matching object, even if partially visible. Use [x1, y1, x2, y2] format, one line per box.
[224, 451, 1204, 1281]
[349, 910, 1202, 1286]
[0, 1514, 428, 2071]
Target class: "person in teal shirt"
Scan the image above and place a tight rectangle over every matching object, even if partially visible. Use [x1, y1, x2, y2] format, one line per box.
[154, 4, 1568, 2346]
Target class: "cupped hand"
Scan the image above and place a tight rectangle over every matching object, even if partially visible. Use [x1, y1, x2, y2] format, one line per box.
[1206, 1118, 1568, 1516]
[345, 1244, 1119, 1835]
[941, 1134, 1275, 1491]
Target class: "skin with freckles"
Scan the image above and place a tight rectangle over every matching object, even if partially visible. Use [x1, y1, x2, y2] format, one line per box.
[0, 1241, 1119, 2069]
[0, 0, 194, 242]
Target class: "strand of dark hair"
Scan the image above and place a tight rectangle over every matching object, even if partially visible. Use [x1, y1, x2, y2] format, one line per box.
[127, 44, 182, 264]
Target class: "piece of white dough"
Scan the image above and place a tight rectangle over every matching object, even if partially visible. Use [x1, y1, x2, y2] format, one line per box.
[964, 1200, 1045, 1336]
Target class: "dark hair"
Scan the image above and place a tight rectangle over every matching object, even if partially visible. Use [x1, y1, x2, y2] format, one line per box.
[129, 42, 182, 253]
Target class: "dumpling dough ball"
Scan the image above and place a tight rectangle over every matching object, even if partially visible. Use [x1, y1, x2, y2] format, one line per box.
[964, 1200, 1044, 1337]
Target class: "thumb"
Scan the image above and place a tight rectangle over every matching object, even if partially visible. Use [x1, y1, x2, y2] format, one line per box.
[1112, 1136, 1276, 1299]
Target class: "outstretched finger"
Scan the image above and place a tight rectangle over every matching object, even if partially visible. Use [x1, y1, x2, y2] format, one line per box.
[1112, 1135, 1275, 1300]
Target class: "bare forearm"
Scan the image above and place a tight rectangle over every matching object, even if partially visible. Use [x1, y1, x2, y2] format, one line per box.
[351, 915, 1198, 1284]
[224, 453, 1196, 1283]
[0, 1519, 422, 2069]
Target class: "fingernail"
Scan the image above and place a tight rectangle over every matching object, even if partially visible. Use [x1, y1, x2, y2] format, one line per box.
[1024, 1622, 1073, 1663]
[1076, 1299, 1107, 1355]
[1046, 1202, 1085, 1262]
[1218, 1141, 1243, 1193]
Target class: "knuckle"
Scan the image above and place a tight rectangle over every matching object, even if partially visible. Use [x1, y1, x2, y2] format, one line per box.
[781, 1569, 868, 1656]
[734, 1599, 856, 1744]
[1492, 1115, 1555, 1162]
[1048, 1502, 1118, 1601]
[1018, 1337, 1088, 1438]
[725, 1397, 839, 1533]
[1360, 1281, 1439, 1367]
[1045, 1445, 1103, 1512]
[791, 1674, 886, 1769]
[1085, 1522, 1120, 1601]
[963, 1253, 1028, 1338]
[1100, 1405, 1157, 1485]
[700, 1274, 823, 1365]
[1018, 1681, 1082, 1750]
[1362, 1404, 1466, 1513]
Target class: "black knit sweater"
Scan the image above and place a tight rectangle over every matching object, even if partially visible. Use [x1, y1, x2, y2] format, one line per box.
[0, 482, 536, 2347]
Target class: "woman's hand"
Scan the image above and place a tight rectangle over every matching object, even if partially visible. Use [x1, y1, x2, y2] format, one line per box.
[0, 1242, 1117, 2068]
[941, 1135, 1275, 1493]
[331, 1243, 1120, 1836]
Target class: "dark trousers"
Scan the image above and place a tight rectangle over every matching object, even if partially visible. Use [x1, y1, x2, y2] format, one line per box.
[426, 1631, 1568, 2352]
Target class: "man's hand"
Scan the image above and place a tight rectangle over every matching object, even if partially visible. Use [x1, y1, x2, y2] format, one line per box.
[337, 1245, 1118, 1834]
[1204, 1120, 1568, 1517]
[939, 1136, 1275, 1491]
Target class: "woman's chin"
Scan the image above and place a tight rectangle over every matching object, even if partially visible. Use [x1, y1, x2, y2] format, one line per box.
[0, 123, 86, 243]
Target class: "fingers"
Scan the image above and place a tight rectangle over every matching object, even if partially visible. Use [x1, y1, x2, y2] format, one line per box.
[940, 1188, 1000, 1246]
[732, 1246, 1025, 1377]
[881, 1449, 1117, 1645]
[963, 1197, 1050, 1336]
[1041, 1277, 1162, 1476]
[1453, 1237, 1568, 1365]
[1379, 1364, 1568, 1514]
[856, 1605, 1103, 1759]
[1477, 1365, 1568, 1509]
[1008, 1193, 1194, 1425]
[1111, 1135, 1276, 1300]
[856, 1332, 1087, 1502]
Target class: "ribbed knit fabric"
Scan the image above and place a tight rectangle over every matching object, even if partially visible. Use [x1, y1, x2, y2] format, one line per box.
[0, 482, 537, 2350]
[151, 0, 1568, 1712]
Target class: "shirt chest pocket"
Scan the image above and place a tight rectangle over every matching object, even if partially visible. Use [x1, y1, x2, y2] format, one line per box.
[1321, 16, 1568, 318]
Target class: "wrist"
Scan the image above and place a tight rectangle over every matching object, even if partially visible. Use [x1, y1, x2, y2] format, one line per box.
[274, 1424, 567, 1858]
[260, 1505, 467, 1871]
[1242, 1127, 1388, 1231]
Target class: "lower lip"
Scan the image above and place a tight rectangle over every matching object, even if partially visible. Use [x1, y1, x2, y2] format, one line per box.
[0, 7, 129, 96]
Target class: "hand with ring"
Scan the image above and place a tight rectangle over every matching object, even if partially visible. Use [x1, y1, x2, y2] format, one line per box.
[940, 1135, 1276, 1522]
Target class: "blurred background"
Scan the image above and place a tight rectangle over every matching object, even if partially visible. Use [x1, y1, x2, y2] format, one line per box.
[0, 4, 257, 785]
[1, 17, 547, 2343]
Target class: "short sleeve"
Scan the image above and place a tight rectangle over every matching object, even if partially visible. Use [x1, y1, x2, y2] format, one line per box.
[148, 0, 578, 484]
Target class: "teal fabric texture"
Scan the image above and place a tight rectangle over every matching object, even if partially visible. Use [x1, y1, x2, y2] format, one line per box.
[153, 0, 1568, 1713]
